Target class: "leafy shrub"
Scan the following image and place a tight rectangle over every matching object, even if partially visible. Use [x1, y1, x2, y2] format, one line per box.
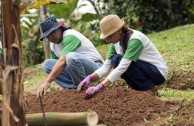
[103, 0, 194, 33]
[22, 38, 44, 67]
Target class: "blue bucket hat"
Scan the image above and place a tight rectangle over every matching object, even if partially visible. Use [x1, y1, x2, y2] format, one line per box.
[40, 17, 62, 41]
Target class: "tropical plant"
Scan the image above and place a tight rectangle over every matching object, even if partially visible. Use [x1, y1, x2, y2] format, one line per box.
[102, 0, 194, 33]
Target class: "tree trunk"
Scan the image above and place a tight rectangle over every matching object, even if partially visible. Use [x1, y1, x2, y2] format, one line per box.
[31, 29, 41, 65]
[1, 0, 25, 126]
[39, 6, 50, 59]
[26, 112, 99, 126]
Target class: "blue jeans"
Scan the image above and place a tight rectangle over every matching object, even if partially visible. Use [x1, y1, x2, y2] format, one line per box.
[42, 52, 102, 89]
[111, 54, 165, 91]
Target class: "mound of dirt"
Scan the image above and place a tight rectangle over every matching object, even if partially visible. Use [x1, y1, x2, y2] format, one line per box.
[166, 71, 194, 90]
[26, 86, 172, 126]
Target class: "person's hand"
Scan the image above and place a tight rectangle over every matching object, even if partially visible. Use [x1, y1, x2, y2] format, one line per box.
[85, 83, 104, 99]
[37, 80, 51, 98]
[77, 75, 92, 92]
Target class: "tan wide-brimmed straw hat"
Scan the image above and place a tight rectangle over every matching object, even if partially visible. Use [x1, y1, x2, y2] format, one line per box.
[100, 14, 125, 39]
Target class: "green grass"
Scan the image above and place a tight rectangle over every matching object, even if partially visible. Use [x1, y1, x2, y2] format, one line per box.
[23, 65, 46, 93]
[158, 88, 194, 100]
[148, 25, 194, 99]
[23, 65, 59, 93]
[147, 24, 194, 72]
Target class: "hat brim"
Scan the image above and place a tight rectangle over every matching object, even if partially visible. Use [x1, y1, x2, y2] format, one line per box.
[40, 24, 62, 41]
[100, 21, 125, 39]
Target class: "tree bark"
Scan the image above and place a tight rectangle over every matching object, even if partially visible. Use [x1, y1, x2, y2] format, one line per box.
[1, 0, 25, 126]
[31, 28, 41, 65]
[26, 112, 99, 126]
[39, 6, 50, 59]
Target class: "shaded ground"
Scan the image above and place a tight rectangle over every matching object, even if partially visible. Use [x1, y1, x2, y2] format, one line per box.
[26, 86, 173, 126]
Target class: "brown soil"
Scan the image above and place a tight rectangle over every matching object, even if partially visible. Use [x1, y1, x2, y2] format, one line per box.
[166, 71, 194, 90]
[25, 86, 173, 126]
[2, 67, 193, 125]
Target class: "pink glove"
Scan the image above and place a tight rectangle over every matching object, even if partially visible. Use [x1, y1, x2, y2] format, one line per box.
[77, 75, 92, 92]
[85, 83, 104, 95]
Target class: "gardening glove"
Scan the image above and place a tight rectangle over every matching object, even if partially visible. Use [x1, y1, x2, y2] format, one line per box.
[77, 75, 92, 92]
[85, 83, 104, 97]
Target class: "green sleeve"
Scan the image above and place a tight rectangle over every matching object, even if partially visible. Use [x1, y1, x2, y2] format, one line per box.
[61, 35, 81, 55]
[123, 39, 144, 61]
[50, 50, 58, 59]
[106, 44, 117, 60]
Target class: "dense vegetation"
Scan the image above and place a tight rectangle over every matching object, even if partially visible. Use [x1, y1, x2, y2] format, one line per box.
[20, 0, 194, 67]
[104, 0, 194, 33]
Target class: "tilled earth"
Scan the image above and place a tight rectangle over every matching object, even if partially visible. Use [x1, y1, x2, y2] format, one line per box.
[1, 71, 192, 125]
[25, 86, 173, 126]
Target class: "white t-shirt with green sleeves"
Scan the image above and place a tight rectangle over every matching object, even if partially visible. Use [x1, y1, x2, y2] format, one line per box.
[50, 29, 103, 63]
[95, 29, 168, 83]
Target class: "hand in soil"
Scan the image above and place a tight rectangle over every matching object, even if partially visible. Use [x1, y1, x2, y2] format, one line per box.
[37, 80, 51, 98]
[77, 85, 88, 92]
[84, 93, 95, 99]
[77, 75, 92, 92]
[84, 83, 105, 99]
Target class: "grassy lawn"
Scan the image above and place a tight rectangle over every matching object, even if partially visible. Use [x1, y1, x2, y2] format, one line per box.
[148, 24, 194, 72]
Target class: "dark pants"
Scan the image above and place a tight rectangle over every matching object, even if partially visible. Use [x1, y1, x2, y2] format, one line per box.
[111, 54, 165, 91]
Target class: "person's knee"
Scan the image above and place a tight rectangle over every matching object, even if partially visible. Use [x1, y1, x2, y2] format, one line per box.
[42, 59, 49, 70]
[66, 52, 78, 66]
[154, 77, 165, 86]
[111, 54, 122, 68]
[42, 59, 53, 73]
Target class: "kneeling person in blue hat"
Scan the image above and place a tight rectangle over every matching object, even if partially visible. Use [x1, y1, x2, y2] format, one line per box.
[37, 17, 103, 98]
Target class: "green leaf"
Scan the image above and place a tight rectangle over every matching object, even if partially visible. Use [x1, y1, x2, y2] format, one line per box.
[80, 13, 98, 22]
[48, 0, 79, 19]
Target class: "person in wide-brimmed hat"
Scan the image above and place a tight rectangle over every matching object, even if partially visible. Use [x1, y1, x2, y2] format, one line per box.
[37, 17, 103, 98]
[77, 14, 168, 97]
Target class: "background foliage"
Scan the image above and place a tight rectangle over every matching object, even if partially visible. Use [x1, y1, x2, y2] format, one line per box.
[103, 0, 194, 33]
[20, 0, 194, 67]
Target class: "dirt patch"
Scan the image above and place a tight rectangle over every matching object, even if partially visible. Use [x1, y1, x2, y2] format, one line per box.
[166, 71, 194, 90]
[168, 99, 194, 126]
[25, 86, 172, 126]
[0, 67, 191, 125]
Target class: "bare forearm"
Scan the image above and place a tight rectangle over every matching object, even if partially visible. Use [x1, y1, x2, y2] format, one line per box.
[90, 72, 100, 81]
[46, 55, 66, 83]
[101, 78, 111, 86]
[90, 72, 111, 86]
